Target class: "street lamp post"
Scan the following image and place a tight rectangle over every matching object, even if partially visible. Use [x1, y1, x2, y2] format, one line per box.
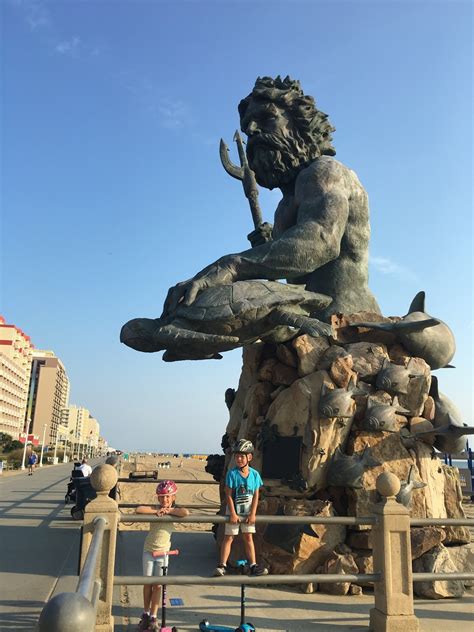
[39, 425, 47, 468]
[20, 419, 32, 470]
[53, 431, 63, 464]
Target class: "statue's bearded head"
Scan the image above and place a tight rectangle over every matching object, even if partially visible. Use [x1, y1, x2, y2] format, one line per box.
[238, 76, 336, 190]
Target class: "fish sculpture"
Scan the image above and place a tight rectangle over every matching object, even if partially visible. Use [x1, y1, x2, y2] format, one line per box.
[326, 446, 380, 489]
[318, 379, 364, 418]
[396, 465, 426, 507]
[428, 376, 472, 453]
[351, 291, 456, 370]
[361, 397, 410, 432]
[375, 359, 418, 395]
[413, 414, 474, 455]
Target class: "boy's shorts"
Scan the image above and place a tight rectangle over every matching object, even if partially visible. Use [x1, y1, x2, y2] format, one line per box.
[142, 551, 168, 577]
[225, 516, 256, 536]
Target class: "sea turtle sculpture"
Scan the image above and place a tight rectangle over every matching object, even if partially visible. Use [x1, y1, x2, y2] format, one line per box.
[120, 280, 333, 361]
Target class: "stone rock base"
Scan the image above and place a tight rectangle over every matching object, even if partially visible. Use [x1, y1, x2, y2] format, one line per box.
[413, 544, 465, 598]
[219, 315, 469, 598]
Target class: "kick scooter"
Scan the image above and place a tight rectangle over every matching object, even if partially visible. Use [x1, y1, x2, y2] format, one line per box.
[152, 549, 180, 632]
[199, 560, 256, 632]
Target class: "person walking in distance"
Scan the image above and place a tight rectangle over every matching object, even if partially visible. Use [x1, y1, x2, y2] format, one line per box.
[136, 480, 189, 631]
[214, 439, 268, 577]
[27, 451, 37, 476]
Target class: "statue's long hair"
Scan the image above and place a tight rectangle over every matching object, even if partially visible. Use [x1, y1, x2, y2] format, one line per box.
[238, 76, 336, 161]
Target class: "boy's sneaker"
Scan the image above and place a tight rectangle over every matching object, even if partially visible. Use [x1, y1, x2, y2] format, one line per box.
[249, 563, 268, 576]
[214, 564, 227, 576]
[137, 612, 150, 631]
[148, 616, 159, 631]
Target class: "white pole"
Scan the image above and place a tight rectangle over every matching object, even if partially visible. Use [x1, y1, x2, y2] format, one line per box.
[20, 420, 31, 470]
[53, 431, 61, 464]
[63, 434, 68, 463]
[39, 425, 47, 468]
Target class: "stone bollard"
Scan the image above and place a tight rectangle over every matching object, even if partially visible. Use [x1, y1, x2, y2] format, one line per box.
[82, 464, 119, 632]
[370, 472, 419, 632]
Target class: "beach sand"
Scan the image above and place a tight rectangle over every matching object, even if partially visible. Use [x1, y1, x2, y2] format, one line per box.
[117, 454, 221, 533]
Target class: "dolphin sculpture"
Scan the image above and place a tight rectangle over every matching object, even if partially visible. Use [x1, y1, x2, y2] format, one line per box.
[395, 465, 426, 508]
[318, 378, 364, 419]
[351, 291, 456, 369]
[361, 396, 410, 432]
[326, 446, 380, 489]
[427, 376, 471, 453]
[412, 415, 474, 455]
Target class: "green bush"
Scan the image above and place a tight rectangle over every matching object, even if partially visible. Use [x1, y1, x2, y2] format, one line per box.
[0, 433, 24, 453]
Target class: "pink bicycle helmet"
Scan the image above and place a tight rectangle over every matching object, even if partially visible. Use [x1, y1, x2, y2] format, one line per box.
[156, 480, 178, 495]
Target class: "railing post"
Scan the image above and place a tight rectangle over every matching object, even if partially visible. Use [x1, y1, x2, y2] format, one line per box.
[370, 472, 419, 632]
[82, 464, 119, 631]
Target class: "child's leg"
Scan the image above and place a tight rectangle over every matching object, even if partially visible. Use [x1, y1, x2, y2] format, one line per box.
[150, 585, 162, 618]
[219, 534, 234, 565]
[242, 532, 256, 566]
[142, 552, 154, 611]
[143, 585, 152, 611]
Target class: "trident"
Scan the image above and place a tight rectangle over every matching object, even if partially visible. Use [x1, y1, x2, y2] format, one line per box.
[219, 131, 263, 231]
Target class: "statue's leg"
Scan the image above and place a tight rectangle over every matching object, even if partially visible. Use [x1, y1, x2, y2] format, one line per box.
[269, 309, 332, 337]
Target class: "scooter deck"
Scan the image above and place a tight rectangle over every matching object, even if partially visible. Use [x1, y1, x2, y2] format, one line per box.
[199, 621, 255, 631]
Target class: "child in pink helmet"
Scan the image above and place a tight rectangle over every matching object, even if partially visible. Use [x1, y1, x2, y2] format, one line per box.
[136, 480, 189, 631]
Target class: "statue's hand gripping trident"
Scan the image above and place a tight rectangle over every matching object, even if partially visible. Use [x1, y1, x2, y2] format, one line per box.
[220, 131, 273, 247]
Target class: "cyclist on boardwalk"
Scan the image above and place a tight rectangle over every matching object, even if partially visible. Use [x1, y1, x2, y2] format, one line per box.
[136, 480, 189, 631]
[214, 439, 268, 577]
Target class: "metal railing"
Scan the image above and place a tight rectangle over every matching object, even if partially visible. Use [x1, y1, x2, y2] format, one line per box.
[119, 502, 219, 510]
[118, 477, 219, 485]
[38, 516, 107, 632]
[119, 514, 376, 525]
[116, 513, 474, 585]
[39, 466, 474, 632]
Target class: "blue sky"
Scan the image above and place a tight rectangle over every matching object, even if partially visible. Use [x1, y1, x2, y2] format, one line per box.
[1, 0, 472, 452]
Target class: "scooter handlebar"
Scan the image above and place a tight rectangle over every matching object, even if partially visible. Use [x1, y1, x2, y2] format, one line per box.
[152, 549, 179, 558]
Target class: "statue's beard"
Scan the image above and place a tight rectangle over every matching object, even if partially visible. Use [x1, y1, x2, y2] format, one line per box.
[247, 133, 309, 190]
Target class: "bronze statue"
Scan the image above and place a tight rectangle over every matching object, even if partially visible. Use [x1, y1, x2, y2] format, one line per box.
[162, 76, 380, 323]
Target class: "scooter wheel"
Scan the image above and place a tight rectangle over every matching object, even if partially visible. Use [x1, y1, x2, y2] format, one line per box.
[199, 620, 210, 630]
[71, 506, 84, 520]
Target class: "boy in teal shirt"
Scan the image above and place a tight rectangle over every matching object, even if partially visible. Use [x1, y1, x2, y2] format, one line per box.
[214, 439, 268, 576]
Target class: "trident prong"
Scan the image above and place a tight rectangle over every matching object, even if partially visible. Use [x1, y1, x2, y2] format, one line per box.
[219, 130, 263, 230]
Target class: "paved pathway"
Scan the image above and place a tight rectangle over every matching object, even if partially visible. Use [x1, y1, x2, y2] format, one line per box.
[0, 462, 90, 630]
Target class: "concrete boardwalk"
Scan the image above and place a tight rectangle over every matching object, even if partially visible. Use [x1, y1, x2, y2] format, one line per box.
[0, 464, 473, 631]
[0, 462, 86, 630]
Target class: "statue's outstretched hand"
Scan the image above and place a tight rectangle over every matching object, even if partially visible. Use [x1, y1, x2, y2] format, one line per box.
[162, 256, 237, 317]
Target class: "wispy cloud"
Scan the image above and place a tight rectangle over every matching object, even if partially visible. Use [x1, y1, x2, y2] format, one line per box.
[10, 0, 100, 59]
[55, 36, 81, 56]
[369, 255, 417, 281]
[156, 98, 190, 130]
[10, 0, 51, 31]
[122, 76, 191, 130]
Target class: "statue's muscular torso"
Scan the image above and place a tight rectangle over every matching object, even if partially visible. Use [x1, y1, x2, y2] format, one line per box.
[272, 156, 380, 319]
